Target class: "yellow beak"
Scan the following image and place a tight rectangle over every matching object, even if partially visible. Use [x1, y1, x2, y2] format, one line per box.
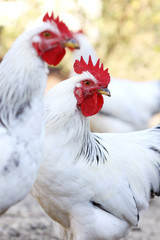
[98, 88, 111, 97]
[62, 38, 80, 49]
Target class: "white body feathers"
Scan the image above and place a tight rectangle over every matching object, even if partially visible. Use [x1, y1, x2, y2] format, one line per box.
[32, 75, 160, 240]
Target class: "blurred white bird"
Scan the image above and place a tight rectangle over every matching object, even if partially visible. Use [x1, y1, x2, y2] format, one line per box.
[0, 12, 79, 215]
[32, 56, 160, 240]
[71, 31, 160, 132]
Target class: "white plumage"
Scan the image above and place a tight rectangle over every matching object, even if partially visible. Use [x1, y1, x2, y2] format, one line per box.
[0, 13, 78, 215]
[72, 32, 160, 132]
[32, 69, 160, 240]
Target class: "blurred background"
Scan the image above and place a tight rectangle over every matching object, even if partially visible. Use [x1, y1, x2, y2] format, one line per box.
[0, 1, 160, 239]
[0, 0, 160, 81]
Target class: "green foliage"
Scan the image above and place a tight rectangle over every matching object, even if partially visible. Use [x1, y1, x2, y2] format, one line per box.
[0, 0, 42, 56]
[92, 0, 160, 80]
[0, 0, 160, 80]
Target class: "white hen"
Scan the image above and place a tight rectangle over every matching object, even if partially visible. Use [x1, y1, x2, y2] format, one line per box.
[32, 56, 160, 240]
[0, 12, 79, 215]
[72, 31, 160, 132]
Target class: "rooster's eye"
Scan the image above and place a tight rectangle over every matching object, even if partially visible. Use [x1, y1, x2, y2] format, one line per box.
[84, 80, 91, 86]
[43, 31, 52, 38]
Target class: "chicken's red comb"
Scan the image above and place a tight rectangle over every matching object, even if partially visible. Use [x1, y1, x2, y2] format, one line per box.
[74, 55, 110, 85]
[43, 12, 72, 38]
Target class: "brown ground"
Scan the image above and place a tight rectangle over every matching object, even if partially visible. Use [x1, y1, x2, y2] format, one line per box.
[0, 194, 160, 240]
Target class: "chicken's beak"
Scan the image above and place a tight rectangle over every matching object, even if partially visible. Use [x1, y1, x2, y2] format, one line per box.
[62, 38, 80, 49]
[98, 88, 111, 97]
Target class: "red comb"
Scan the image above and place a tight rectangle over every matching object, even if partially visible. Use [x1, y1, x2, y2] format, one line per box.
[74, 55, 110, 86]
[43, 12, 72, 38]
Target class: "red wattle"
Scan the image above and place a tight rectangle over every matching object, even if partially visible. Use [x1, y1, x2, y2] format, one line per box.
[41, 45, 66, 66]
[80, 92, 104, 117]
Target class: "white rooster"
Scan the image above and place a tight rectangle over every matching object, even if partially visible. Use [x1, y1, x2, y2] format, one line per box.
[0, 12, 79, 215]
[72, 31, 160, 132]
[32, 56, 160, 240]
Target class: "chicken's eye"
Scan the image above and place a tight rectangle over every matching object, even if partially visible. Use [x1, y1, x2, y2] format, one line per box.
[43, 31, 52, 38]
[84, 80, 91, 86]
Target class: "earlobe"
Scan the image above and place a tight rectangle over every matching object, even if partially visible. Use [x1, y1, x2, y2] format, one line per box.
[75, 88, 81, 97]
[74, 87, 83, 104]
[32, 42, 41, 56]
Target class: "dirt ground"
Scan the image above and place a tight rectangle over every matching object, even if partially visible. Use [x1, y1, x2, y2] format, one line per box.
[0, 194, 160, 240]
